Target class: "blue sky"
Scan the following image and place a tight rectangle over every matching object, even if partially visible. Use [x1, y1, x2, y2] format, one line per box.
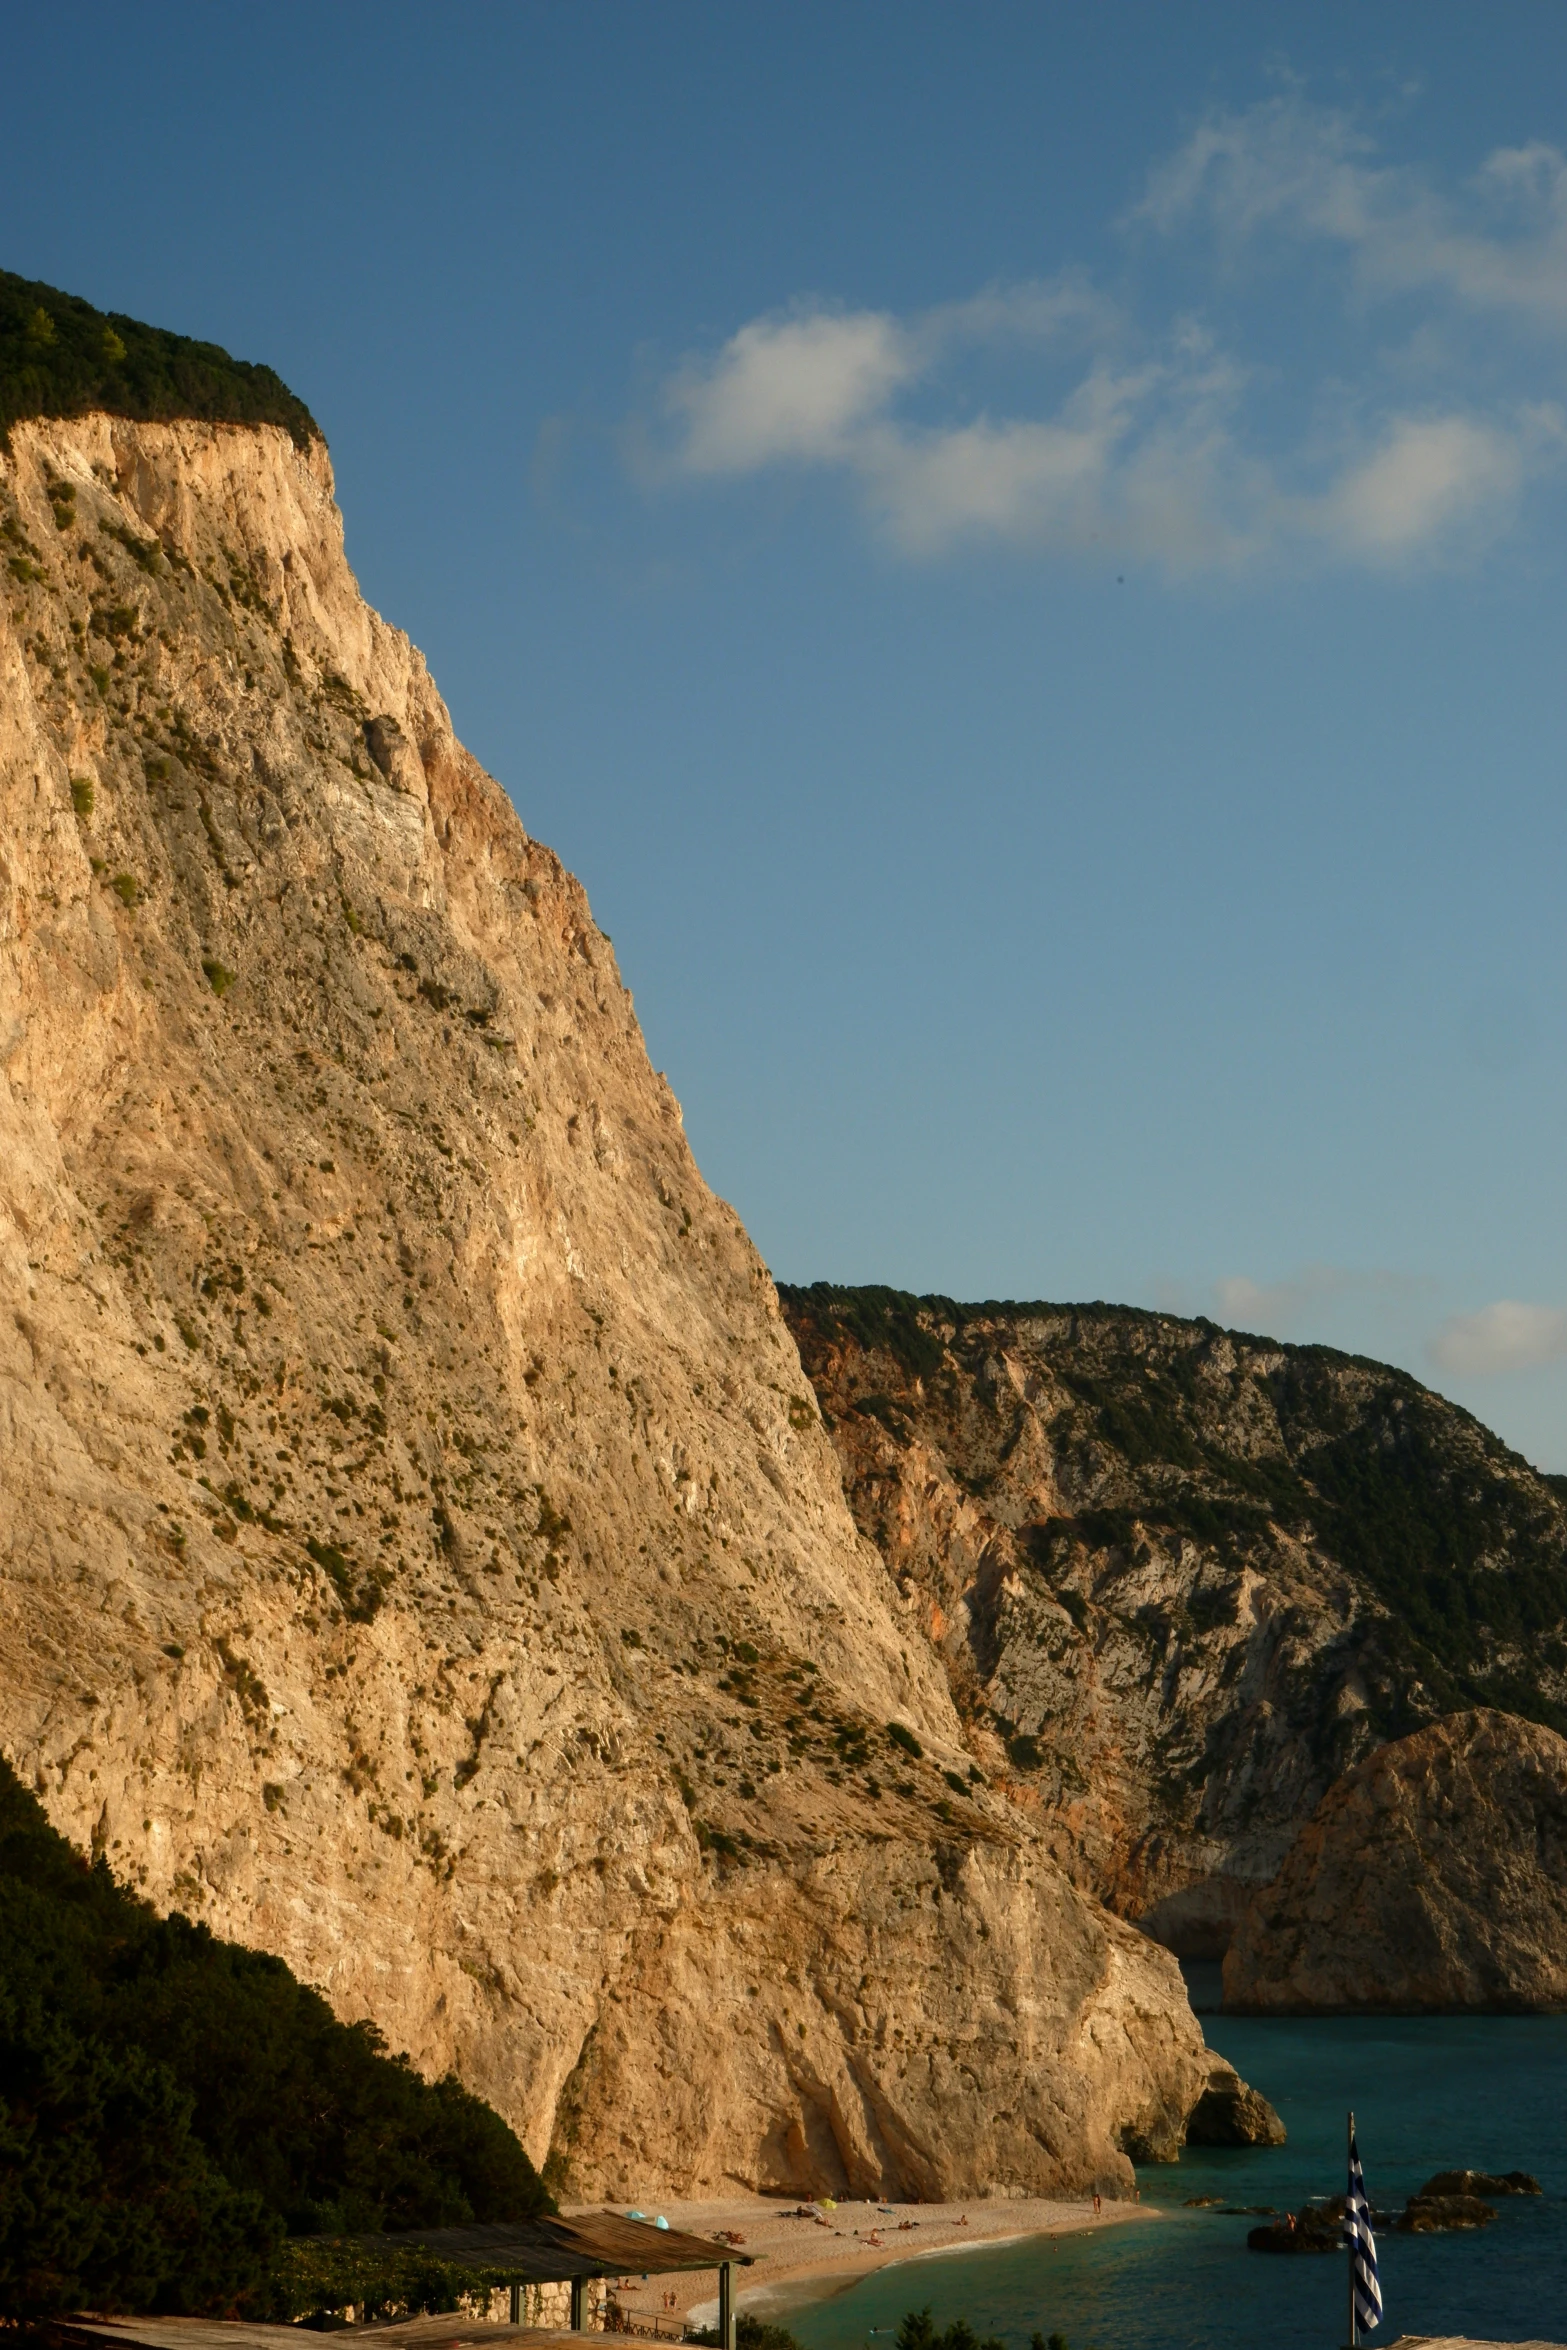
[9, 3, 1567, 1462]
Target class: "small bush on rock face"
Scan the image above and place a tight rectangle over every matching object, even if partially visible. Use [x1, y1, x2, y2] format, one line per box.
[100, 516, 162, 573]
[202, 958, 236, 997]
[70, 775, 94, 818]
[305, 1533, 388, 1624]
[887, 1721, 923, 1760]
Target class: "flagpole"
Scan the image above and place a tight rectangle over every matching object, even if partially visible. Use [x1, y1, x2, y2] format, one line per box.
[1347, 2110, 1357, 2350]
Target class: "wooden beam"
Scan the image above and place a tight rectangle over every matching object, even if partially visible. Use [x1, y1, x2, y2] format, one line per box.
[719, 2260, 735, 2350]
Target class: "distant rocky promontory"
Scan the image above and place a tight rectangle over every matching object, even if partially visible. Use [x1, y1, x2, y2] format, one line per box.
[1182, 2059, 1286, 2147]
[1224, 1710, 1567, 2011]
[780, 1287, 1567, 1969]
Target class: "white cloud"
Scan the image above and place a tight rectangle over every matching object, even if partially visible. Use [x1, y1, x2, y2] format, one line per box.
[1302, 412, 1537, 560]
[659, 294, 1546, 568]
[920, 275, 1123, 352]
[666, 310, 915, 473]
[859, 366, 1151, 555]
[1214, 1264, 1421, 1333]
[1138, 97, 1567, 329]
[1137, 94, 1385, 248]
[649, 98, 1567, 573]
[1429, 1301, 1567, 1377]
[1216, 1268, 1342, 1327]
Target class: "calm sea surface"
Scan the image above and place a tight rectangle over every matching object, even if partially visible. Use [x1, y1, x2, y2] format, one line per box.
[775, 1973, 1567, 2350]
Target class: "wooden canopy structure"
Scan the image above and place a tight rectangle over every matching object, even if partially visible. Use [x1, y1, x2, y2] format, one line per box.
[56, 2214, 754, 2350]
[354, 2212, 753, 2342]
[359, 2210, 753, 2283]
[56, 2324, 581, 2350]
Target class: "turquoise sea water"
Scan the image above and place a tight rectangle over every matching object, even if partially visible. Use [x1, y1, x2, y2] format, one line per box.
[777, 1979, 1567, 2350]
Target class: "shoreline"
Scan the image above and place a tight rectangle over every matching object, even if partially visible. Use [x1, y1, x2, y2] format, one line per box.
[567, 2195, 1158, 2333]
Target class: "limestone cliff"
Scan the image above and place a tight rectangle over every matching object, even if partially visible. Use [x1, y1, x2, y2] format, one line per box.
[780, 1286, 1567, 1956]
[0, 409, 1220, 2198]
[1224, 1710, 1567, 2012]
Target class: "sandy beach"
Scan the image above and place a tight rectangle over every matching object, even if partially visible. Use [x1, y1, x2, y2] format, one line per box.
[568, 2194, 1157, 2334]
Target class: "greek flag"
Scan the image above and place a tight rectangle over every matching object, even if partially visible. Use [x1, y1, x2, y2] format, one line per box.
[1345, 2125, 1383, 2335]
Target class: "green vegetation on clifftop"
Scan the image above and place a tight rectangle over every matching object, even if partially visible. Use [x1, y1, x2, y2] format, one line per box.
[782, 1282, 1567, 1733]
[0, 270, 318, 450]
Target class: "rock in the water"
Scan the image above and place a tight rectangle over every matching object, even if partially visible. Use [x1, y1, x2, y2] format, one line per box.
[1419, 2169, 1541, 2198]
[1248, 2207, 1340, 2253]
[1225, 1710, 1567, 2011]
[1184, 2060, 1287, 2146]
[1400, 2194, 1497, 2232]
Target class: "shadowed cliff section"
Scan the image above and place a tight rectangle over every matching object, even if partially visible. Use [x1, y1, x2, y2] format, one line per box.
[779, 1283, 1567, 1954]
[0, 270, 318, 449]
[0, 1754, 548, 2319]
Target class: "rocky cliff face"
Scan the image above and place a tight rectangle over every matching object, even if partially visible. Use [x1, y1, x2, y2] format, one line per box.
[1224, 1710, 1567, 2012]
[780, 1287, 1567, 1955]
[0, 412, 1224, 2199]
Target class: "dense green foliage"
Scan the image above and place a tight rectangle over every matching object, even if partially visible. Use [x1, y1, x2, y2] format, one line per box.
[894, 2310, 1069, 2350]
[781, 1282, 1567, 1738]
[784, 1281, 952, 1380]
[0, 270, 318, 449]
[265, 2236, 515, 2325]
[664, 2306, 1067, 2350]
[691, 2318, 804, 2350]
[0, 1759, 548, 2319]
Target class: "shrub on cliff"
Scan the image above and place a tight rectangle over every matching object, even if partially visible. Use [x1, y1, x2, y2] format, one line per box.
[690, 2320, 803, 2350]
[0, 270, 319, 450]
[894, 2314, 1069, 2350]
[0, 1757, 549, 2318]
